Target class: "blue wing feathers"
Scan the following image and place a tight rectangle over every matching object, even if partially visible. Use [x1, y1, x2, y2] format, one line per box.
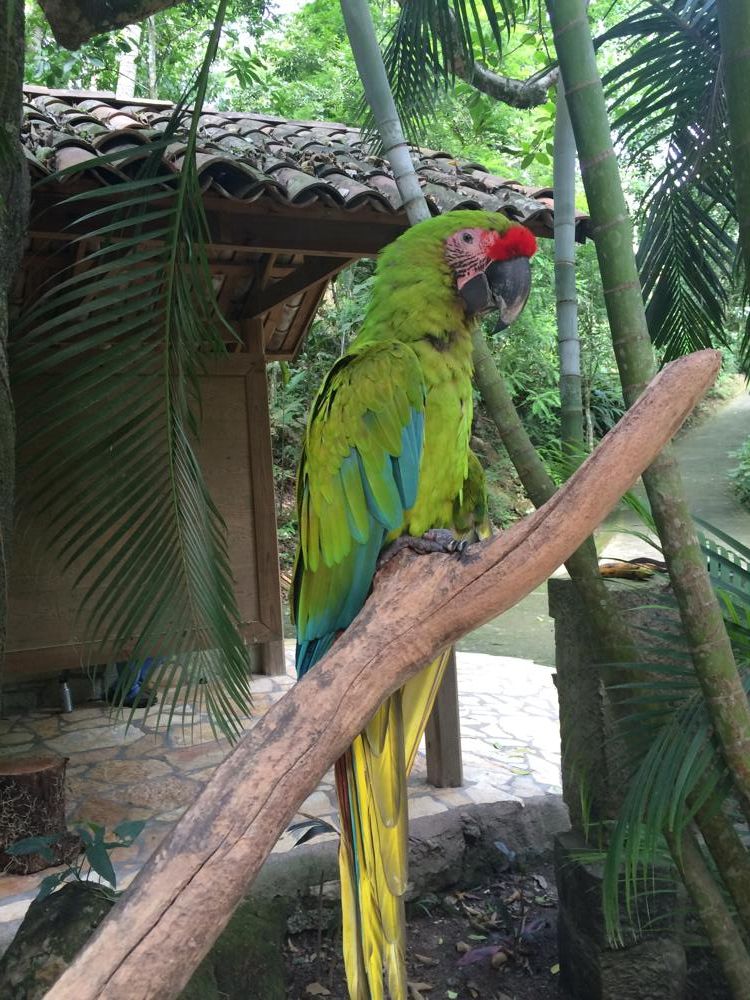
[295, 373, 425, 679]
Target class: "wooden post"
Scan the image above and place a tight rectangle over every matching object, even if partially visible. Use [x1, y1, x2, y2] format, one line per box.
[425, 647, 463, 787]
[243, 318, 286, 676]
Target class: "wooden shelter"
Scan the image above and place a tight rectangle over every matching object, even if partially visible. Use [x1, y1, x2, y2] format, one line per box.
[9, 85, 589, 691]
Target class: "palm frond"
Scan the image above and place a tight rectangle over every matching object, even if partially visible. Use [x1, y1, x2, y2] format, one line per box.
[637, 181, 735, 360]
[597, 519, 750, 942]
[381, 0, 530, 138]
[12, 0, 253, 741]
[598, 0, 741, 365]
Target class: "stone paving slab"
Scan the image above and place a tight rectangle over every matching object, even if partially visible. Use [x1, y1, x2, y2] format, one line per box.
[0, 647, 560, 957]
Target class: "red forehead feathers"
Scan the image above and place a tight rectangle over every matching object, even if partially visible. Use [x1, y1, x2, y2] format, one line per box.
[484, 226, 538, 261]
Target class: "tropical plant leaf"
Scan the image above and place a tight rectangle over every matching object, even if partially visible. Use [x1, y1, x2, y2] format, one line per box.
[11, 0, 252, 741]
[381, 0, 530, 138]
[597, 519, 750, 943]
[597, 0, 743, 366]
[637, 183, 735, 361]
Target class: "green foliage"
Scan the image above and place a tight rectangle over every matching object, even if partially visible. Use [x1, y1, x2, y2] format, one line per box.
[14, 3, 253, 741]
[730, 437, 750, 510]
[596, 521, 750, 943]
[598, 0, 745, 368]
[382, 0, 529, 136]
[271, 260, 375, 570]
[8, 820, 145, 900]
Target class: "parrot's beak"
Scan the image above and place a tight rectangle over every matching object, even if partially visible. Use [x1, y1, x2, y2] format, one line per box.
[458, 256, 532, 329]
[486, 256, 532, 331]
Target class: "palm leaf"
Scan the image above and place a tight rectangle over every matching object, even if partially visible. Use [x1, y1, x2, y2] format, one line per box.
[637, 181, 735, 360]
[596, 519, 750, 941]
[381, 0, 530, 137]
[12, 0, 253, 740]
[597, 0, 743, 365]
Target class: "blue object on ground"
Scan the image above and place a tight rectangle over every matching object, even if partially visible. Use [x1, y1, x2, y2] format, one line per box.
[109, 657, 161, 707]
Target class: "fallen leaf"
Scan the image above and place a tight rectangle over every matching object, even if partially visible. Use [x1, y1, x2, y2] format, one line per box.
[551, 963, 560, 975]
[533, 874, 549, 890]
[455, 941, 471, 954]
[467, 934, 487, 941]
[415, 953, 439, 966]
[408, 982, 433, 993]
[504, 889, 522, 904]
[491, 950, 509, 969]
[306, 984, 330, 997]
[447, 992, 458, 999]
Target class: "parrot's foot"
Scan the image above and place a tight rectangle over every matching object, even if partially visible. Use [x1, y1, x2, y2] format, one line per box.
[377, 529, 468, 569]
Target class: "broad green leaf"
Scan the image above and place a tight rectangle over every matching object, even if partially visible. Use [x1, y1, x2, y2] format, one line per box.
[85, 841, 117, 887]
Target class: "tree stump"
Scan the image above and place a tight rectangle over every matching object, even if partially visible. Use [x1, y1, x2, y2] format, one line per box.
[0, 756, 78, 874]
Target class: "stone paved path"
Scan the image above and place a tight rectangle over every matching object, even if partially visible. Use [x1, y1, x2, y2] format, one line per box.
[0, 646, 560, 956]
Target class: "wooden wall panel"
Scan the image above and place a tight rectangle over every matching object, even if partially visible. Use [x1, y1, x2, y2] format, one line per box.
[5, 373, 284, 681]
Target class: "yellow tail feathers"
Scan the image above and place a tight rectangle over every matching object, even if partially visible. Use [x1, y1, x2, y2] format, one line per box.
[336, 649, 452, 999]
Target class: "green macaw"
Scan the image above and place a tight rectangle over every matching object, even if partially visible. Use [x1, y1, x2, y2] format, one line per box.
[292, 210, 536, 999]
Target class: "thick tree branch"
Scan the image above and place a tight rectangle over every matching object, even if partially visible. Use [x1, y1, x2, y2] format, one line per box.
[445, 5, 557, 109]
[458, 57, 557, 108]
[46, 350, 720, 1000]
[38, 0, 183, 49]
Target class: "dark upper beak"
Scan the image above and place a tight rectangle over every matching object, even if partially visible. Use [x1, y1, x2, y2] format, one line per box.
[459, 256, 532, 330]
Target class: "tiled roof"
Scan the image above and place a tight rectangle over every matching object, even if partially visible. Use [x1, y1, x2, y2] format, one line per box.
[21, 85, 590, 241]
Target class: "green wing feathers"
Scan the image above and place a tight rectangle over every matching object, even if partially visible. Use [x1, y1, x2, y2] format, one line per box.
[293, 342, 426, 677]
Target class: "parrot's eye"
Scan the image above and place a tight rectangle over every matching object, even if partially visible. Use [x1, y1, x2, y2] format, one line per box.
[462, 232, 474, 244]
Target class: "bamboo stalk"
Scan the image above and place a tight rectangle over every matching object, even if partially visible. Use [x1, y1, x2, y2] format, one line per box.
[669, 828, 750, 999]
[339, 0, 430, 226]
[553, 86, 584, 456]
[547, 0, 750, 825]
[472, 328, 636, 664]
[547, 0, 750, 987]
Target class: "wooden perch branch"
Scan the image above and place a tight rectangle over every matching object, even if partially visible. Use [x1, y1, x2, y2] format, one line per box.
[47, 350, 721, 1000]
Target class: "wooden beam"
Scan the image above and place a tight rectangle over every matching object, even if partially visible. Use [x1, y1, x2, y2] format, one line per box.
[28, 188, 408, 259]
[3, 621, 276, 679]
[246, 256, 347, 318]
[242, 318, 286, 676]
[425, 649, 463, 787]
[44, 349, 721, 1000]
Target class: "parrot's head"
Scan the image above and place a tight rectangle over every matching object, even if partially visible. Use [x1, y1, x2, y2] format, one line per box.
[442, 215, 537, 330]
[359, 210, 538, 347]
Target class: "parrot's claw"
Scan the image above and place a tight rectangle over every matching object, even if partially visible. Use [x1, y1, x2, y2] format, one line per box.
[377, 529, 469, 569]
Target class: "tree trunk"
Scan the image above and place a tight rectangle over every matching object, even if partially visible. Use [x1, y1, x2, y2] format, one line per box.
[0, 757, 78, 874]
[553, 86, 583, 457]
[547, 0, 750, 984]
[146, 17, 158, 98]
[38, 0, 182, 48]
[669, 828, 750, 998]
[716, 0, 750, 290]
[0, 0, 28, 710]
[339, 0, 430, 225]
[116, 23, 142, 99]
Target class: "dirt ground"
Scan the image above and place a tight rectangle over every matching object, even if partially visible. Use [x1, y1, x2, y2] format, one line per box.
[285, 862, 731, 1000]
[286, 864, 565, 1000]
